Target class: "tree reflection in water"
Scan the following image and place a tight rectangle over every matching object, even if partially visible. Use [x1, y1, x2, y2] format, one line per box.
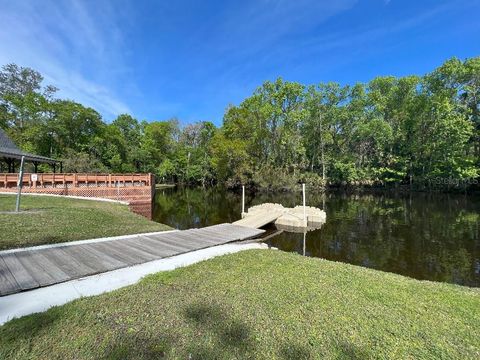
[153, 187, 480, 286]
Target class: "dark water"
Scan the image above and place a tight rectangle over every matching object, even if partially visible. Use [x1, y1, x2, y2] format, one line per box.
[153, 187, 480, 287]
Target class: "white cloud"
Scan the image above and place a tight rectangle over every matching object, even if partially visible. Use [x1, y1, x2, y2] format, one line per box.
[0, 0, 133, 118]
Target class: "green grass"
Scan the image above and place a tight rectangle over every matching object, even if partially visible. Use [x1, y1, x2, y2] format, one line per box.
[0, 194, 172, 250]
[1, 250, 478, 359]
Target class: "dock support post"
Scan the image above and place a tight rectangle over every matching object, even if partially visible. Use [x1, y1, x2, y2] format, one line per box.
[302, 183, 306, 226]
[15, 156, 25, 212]
[303, 231, 306, 256]
[241, 185, 246, 218]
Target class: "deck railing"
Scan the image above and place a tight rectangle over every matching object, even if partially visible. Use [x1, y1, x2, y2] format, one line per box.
[0, 173, 154, 189]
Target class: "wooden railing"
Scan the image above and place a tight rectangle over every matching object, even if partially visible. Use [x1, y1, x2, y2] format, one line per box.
[0, 173, 153, 189]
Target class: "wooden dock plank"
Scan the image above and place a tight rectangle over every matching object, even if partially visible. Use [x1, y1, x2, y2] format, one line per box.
[41, 247, 96, 278]
[193, 229, 243, 244]
[90, 242, 145, 266]
[98, 241, 158, 264]
[188, 228, 229, 239]
[14, 252, 60, 287]
[229, 224, 265, 237]
[61, 246, 112, 273]
[29, 252, 71, 284]
[78, 245, 127, 269]
[0, 257, 21, 296]
[199, 226, 261, 242]
[153, 233, 205, 249]
[195, 228, 238, 241]
[0, 254, 39, 290]
[169, 231, 219, 246]
[112, 241, 161, 261]
[96, 240, 155, 263]
[162, 237, 209, 251]
[143, 235, 194, 252]
[144, 238, 191, 254]
[128, 237, 179, 257]
[183, 232, 225, 245]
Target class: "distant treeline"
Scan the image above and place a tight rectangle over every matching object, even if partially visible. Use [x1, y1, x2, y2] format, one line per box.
[0, 57, 479, 191]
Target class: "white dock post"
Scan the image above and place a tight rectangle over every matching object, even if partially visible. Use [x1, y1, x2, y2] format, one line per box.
[302, 183, 306, 226]
[241, 185, 246, 218]
[303, 231, 306, 256]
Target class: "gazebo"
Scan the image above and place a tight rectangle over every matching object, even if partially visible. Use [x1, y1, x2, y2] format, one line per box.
[0, 128, 62, 172]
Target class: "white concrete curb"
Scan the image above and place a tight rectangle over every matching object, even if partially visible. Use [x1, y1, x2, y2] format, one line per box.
[0, 243, 268, 325]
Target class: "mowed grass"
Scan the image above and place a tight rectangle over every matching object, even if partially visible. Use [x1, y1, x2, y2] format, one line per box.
[1, 250, 478, 359]
[0, 194, 171, 250]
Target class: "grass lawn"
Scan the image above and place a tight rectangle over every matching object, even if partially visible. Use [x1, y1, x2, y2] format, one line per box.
[1, 250, 478, 359]
[0, 194, 172, 250]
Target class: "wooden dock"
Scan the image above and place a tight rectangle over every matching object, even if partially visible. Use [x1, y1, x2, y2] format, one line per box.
[0, 224, 264, 296]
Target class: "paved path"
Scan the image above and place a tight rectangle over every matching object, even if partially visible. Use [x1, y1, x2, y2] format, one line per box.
[0, 223, 264, 296]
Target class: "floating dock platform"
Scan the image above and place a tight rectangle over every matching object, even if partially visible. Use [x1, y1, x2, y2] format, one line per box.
[233, 203, 326, 230]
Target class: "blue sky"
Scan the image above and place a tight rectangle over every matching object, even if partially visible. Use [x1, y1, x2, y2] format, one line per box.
[0, 0, 479, 126]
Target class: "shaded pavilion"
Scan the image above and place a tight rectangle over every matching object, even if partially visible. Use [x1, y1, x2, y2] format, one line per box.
[0, 128, 62, 173]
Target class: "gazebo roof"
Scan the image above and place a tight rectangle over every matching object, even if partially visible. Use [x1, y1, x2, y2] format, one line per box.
[0, 128, 58, 164]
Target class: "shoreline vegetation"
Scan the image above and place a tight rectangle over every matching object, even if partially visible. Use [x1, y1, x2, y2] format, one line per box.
[1, 250, 478, 359]
[0, 194, 172, 251]
[163, 182, 479, 195]
[1, 57, 479, 193]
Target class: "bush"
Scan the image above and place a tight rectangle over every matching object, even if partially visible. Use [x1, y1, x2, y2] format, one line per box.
[299, 172, 326, 190]
[251, 165, 305, 191]
[328, 162, 359, 185]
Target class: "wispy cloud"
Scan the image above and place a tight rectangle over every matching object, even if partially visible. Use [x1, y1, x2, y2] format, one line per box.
[285, 0, 469, 59]
[179, 0, 359, 113]
[0, 0, 133, 118]
[211, 0, 470, 83]
[204, 0, 358, 57]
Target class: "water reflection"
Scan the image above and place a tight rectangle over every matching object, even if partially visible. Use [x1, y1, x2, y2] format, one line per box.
[153, 187, 480, 287]
[129, 201, 153, 219]
[275, 224, 323, 233]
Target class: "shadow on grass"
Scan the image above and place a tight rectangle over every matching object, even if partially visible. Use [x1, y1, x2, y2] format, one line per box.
[39, 234, 64, 243]
[0, 308, 62, 354]
[184, 302, 255, 359]
[279, 343, 313, 360]
[101, 332, 174, 360]
[184, 302, 319, 359]
[333, 339, 371, 359]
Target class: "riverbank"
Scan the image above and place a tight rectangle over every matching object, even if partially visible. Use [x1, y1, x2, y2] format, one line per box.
[0, 194, 172, 250]
[155, 183, 176, 189]
[1, 250, 478, 359]
[243, 182, 479, 194]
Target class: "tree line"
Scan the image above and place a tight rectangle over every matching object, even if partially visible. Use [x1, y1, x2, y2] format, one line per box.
[1, 57, 479, 190]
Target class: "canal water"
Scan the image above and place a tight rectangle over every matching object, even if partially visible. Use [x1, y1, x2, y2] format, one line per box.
[152, 186, 480, 287]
